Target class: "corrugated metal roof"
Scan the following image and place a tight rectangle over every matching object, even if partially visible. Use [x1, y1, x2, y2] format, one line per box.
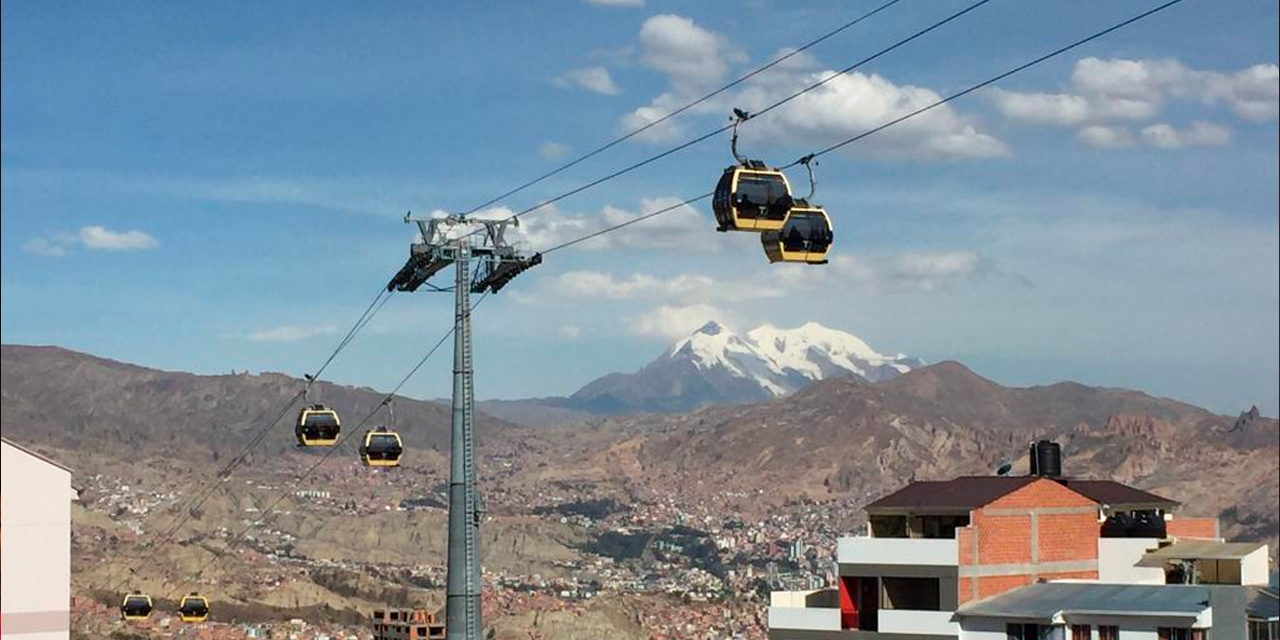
[1058, 479, 1178, 508]
[1136, 540, 1268, 567]
[865, 476, 1038, 512]
[957, 583, 1211, 620]
[865, 476, 1176, 513]
[1247, 587, 1279, 621]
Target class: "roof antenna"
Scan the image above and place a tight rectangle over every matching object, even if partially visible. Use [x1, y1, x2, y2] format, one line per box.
[996, 460, 1013, 476]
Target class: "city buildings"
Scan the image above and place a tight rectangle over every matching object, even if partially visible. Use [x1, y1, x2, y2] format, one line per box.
[768, 442, 1278, 640]
[371, 609, 445, 640]
[1, 437, 75, 640]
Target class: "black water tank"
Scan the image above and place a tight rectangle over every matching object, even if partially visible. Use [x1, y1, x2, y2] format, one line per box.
[1029, 440, 1062, 478]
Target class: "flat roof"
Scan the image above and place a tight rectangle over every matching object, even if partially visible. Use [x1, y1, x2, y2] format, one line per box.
[1136, 540, 1268, 567]
[956, 583, 1211, 621]
[865, 476, 1177, 514]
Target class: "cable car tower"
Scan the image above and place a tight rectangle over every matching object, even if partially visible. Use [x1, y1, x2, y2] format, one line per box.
[387, 212, 539, 640]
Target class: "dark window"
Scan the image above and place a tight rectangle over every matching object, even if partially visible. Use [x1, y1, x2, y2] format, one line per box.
[1071, 625, 1091, 640]
[1007, 624, 1051, 640]
[1098, 626, 1119, 640]
[880, 577, 940, 610]
[368, 435, 402, 455]
[779, 212, 832, 252]
[734, 174, 789, 221]
[1159, 628, 1192, 640]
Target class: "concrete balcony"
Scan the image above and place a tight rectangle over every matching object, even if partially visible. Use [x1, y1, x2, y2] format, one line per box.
[878, 609, 960, 636]
[768, 590, 841, 632]
[837, 536, 959, 567]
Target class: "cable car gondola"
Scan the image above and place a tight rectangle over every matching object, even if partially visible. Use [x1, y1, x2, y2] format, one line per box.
[295, 403, 341, 447]
[760, 201, 833, 264]
[178, 593, 210, 623]
[120, 592, 154, 621]
[712, 109, 794, 232]
[359, 427, 404, 468]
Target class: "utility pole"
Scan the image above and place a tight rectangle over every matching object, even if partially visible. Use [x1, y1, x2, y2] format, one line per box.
[388, 213, 540, 640]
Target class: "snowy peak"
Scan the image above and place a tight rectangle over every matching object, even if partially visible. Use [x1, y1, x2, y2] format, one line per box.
[663, 321, 921, 397]
[570, 320, 922, 414]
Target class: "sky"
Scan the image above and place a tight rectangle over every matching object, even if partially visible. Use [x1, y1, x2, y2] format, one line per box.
[3, 0, 1277, 415]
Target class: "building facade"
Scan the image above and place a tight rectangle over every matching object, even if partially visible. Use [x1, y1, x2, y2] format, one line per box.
[1, 438, 74, 640]
[371, 609, 446, 640]
[768, 448, 1275, 640]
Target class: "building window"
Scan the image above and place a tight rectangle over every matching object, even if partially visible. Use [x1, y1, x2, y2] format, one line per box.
[1098, 626, 1119, 640]
[1071, 624, 1091, 640]
[1159, 628, 1192, 640]
[1008, 623, 1057, 640]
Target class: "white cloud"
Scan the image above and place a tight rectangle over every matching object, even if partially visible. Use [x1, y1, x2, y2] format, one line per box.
[629, 303, 734, 339]
[79, 226, 159, 251]
[22, 237, 69, 257]
[247, 324, 338, 343]
[498, 197, 715, 252]
[736, 70, 1009, 161]
[638, 15, 743, 91]
[537, 270, 782, 302]
[584, 0, 642, 6]
[1140, 121, 1232, 149]
[538, 141, 570, 159]
[1077, 125, 1135, 149]
[555, 67, 621, 95]
[995, 57, 1278, 129]
[559, 325, 583, 339]
[827, 250, 996, 293]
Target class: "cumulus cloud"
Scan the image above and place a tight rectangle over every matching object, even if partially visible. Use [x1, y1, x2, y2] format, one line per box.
[539, 141, 571, 159]
[559, 325, 583, 339]
[79, 226, 160, 251]
[22, 237, 70, 257]
[247, 324, 338, 343]
[536, 270, 782, 302]
[735, 70, 1009, 161]
[555, 66, 620, 95]
[629, 303, 734, 339]
[1140, 121, 1232, 149]
[827, 250, 1002, 293]
[496, 197, 715, 252]
[638, 15, 743, 91]
[993, 57, 1278, 137]
[22, 226, 158, 256]
[1077, 125, 1136, 149]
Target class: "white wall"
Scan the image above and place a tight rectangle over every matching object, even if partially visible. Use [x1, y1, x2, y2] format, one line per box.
[1097, 538, 1165, 584]
[1241, 546, 1271, 585]
[1, 441, 73, 640]
[838, 536, 959, 566]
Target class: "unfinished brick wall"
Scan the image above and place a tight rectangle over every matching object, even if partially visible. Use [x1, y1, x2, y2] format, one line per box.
[957, 478, 1101, 605]
[1167, 517, 1218, 540]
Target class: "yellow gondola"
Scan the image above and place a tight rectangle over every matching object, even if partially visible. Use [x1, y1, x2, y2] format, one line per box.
[359, 427, 403, 468]
[712, 109, 794, 232]
[760, 202, 833, 264]
[713, 162, 794, 232]
[178, 593, 210, 623]
[295, 404, 341, 447]
[120, 592, 154, 621]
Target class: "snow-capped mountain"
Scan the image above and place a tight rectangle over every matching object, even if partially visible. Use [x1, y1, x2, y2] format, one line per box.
[568, 321, 923, 414]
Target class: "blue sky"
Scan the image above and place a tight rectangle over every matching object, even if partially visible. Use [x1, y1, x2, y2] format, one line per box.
[3, 0, 1277, 415]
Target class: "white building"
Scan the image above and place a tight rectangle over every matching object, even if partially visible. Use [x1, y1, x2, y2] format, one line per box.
[2, 438, 74, 640]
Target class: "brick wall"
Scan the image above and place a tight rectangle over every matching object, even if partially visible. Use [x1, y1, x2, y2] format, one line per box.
[957, 478, 1101, 605]
[1167, 517, 1218, 540]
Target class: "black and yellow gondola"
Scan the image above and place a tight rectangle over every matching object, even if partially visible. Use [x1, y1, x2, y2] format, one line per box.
[120, 592, 154, 621]
[177, 593, 210, 623]
[713, 162, 794, 232]
[760, 201, 833, 264]
[295, 404, 341, 447]
[359, 427, 404, 468]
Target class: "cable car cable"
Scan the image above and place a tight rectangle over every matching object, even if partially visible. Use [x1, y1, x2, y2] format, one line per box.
[161, 293, 489, 602]
[457, 0, 909, 217]
[540, 0, 1189, 256]
[83, 286, 396, 622]
[454, 0, 993, 242]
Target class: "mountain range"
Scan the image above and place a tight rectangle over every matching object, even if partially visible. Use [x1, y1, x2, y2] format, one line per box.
[483, 321, 922, 421]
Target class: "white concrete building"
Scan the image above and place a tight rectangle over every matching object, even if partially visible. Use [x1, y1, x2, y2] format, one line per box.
[2, 438, 74, 640]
